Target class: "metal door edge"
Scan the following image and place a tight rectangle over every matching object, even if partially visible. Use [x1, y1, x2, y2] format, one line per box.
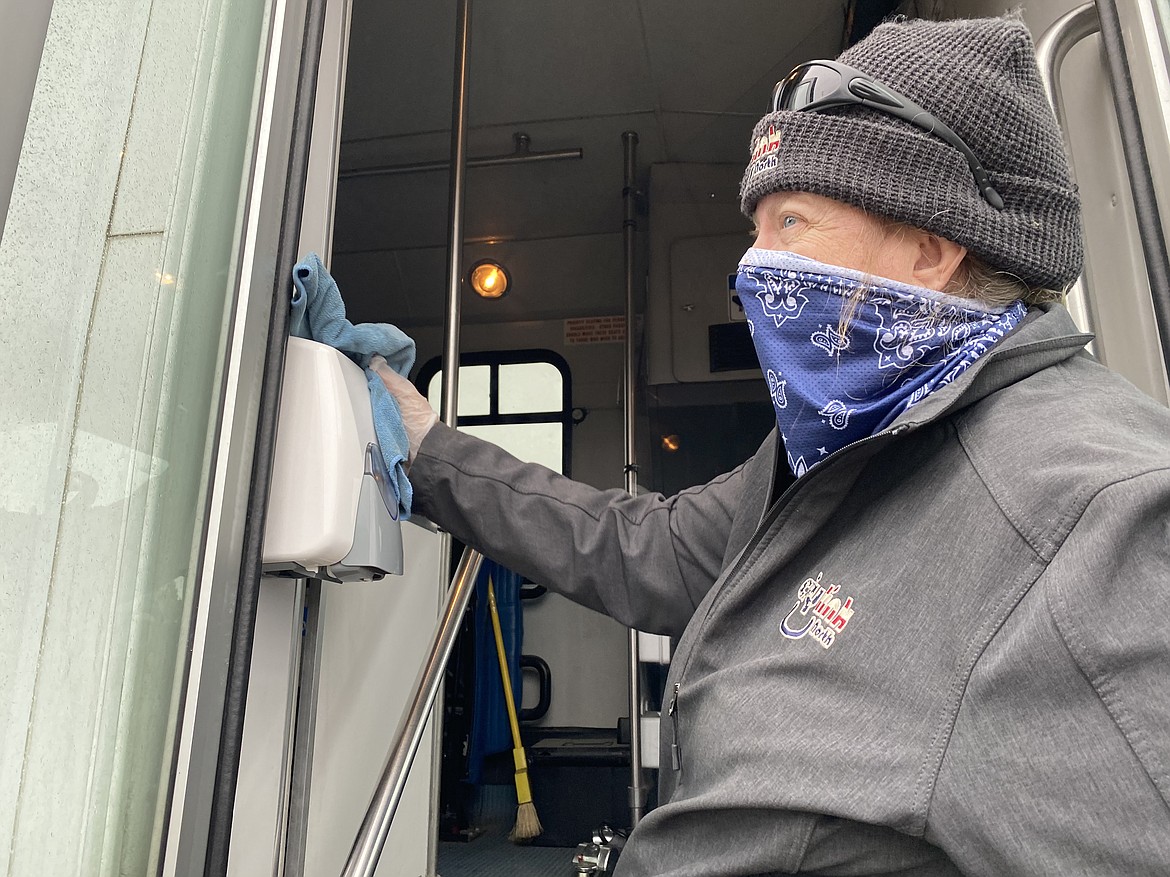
[158, 0, 325, 873]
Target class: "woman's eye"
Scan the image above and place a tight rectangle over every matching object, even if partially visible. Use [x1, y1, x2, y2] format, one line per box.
[782, 215, 799, 229]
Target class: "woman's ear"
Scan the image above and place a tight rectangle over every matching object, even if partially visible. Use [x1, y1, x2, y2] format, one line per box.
[911, 231, 967, 291]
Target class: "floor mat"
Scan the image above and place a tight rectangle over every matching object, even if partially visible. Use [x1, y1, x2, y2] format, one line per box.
[438, 825, 578, 877]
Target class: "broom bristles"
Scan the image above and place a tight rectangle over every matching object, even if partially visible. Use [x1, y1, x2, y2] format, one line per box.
[509, 800, 543, 843]
[507, 749, 542, 843]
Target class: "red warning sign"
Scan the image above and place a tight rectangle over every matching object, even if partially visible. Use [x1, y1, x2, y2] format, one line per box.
[564, 315, 627, 345]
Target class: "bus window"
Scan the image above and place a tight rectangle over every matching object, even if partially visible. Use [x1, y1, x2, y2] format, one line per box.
[420, 351, 572, 475]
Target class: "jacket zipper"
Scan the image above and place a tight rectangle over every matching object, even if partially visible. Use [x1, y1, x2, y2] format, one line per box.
[668, 683, 681, 770]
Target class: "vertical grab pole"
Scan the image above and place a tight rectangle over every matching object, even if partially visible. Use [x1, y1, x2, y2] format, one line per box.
[428, 0, 475, 872]
[441, 0, 472, 429]
[1035, 2, 1100, 354]
[1095, 0, 1170, 378]
[622, 131, 648, 828]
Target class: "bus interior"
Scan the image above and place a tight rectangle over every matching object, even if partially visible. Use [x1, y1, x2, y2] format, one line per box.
[242, 0, 1170, 875]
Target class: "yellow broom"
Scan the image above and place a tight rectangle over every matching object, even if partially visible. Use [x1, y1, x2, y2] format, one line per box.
[486, 575, 543, 843]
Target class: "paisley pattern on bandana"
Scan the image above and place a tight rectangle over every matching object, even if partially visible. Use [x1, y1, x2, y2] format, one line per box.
[736, 248, 1026, 477]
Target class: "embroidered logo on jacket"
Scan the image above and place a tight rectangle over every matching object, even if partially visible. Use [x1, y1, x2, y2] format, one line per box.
[779, 572, 856, 649]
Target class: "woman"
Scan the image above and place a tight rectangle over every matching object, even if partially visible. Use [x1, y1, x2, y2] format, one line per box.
[377, 15, 1170, 876]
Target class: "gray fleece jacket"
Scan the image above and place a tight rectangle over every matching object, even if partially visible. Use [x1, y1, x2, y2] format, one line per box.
[411, 303, 1170, 876]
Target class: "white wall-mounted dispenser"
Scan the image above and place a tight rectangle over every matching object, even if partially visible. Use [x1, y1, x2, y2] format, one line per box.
[262, 337, 404, 582]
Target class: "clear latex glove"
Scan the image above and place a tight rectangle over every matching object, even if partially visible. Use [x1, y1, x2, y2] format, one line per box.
[370, 355, 439, 464]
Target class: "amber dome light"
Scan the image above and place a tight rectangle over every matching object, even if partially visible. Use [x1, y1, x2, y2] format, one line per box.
[469, 261, 509, 298]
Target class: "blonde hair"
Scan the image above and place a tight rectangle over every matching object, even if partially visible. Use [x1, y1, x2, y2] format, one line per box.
[944, 252, 1062, 307]
[835, 216, 1060, 336]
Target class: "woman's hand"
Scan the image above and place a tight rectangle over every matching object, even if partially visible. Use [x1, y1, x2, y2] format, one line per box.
[370, 355, 438, 465]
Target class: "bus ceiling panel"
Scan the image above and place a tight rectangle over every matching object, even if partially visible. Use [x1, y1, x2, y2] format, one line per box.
[339, 129, 454, 174]
[331, 232, 628, 329]
[340, 0, 655, 143]
[333, 165, 623, 256]
[333, 170, 453, 252]
[340, 1, 457, 140]
[338, 116, 658, 185]
[339, 1, 844, 145]
[656, 111, 764, 170]
[334, 115, 666, 253]
[462, 0, 656, 127]
[638, 0, 845, 114]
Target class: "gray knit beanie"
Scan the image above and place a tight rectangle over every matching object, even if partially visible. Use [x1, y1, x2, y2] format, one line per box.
[739, 15, 1083, 290]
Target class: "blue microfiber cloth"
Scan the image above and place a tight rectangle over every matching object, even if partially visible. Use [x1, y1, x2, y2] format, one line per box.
[291, 252, 416, 518]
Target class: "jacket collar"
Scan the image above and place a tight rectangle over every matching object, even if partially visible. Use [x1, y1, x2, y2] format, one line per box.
[887, 302, 1093, 432]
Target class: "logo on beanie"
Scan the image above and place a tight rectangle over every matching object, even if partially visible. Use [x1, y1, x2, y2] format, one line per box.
[747, 126, 782, 180]
[750, 124, 782, 162]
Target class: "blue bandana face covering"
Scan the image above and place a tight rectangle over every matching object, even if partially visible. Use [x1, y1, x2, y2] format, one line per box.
[736, 248, 1026, 477]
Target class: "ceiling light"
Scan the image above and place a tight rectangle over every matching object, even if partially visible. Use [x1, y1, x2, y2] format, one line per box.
[469, 260, 509, 299]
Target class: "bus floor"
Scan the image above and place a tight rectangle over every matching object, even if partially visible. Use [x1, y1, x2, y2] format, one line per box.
[437, 782, 581, 877]
[437, 825, 578, 877]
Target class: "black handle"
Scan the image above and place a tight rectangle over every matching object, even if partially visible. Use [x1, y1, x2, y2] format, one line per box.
[519, 582, 547, 600]
[518, 654, 551, 722]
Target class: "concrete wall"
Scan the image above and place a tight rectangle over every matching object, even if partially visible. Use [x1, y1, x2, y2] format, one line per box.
[0, 0, 269, 872]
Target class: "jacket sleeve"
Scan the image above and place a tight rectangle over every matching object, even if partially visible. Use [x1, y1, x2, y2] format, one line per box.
[409, 423, 748, 636]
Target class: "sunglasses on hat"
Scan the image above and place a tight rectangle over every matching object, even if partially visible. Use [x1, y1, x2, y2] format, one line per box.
[772, 60, 1005, 210]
